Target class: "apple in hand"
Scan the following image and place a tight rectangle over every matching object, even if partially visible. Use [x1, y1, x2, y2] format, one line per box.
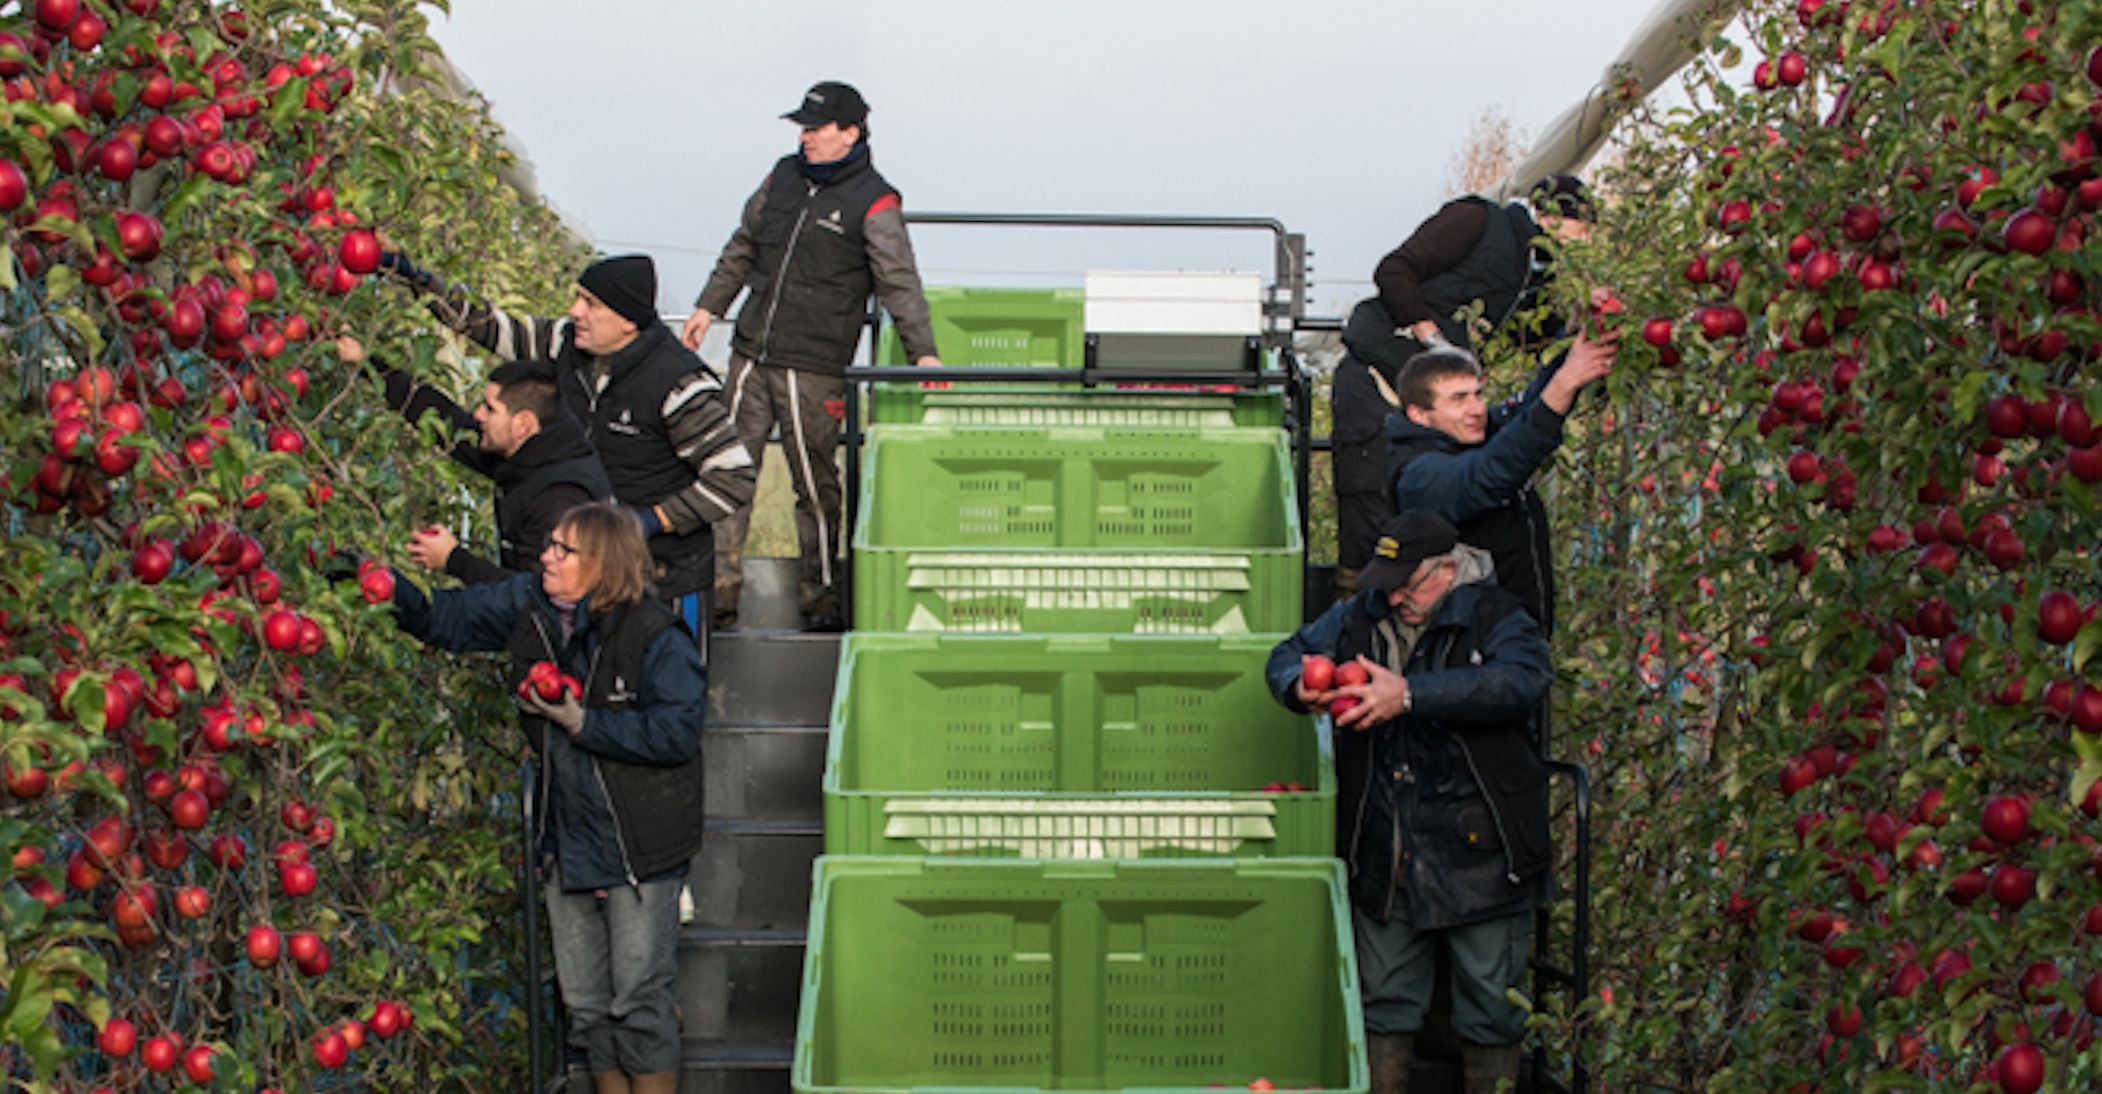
[1301, 654, 1335, 692]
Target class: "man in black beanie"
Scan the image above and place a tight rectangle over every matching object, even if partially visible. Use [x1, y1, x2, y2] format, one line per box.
[375, 248, 757, 662]
[680, 80, 942, 633]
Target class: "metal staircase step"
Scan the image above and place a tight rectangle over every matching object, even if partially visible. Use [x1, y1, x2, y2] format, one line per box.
[674, 1049, 793, 1094]
[686, 825, 822, 931]
[703, 724, 829, 822]
[676, 936, 805, 1045]
[706, 631, 841, 726]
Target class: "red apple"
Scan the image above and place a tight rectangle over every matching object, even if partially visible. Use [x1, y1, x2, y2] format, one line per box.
[369, 999, 404, 1039]
[245, 923, 282, 968]
[97, 1017, 137, 1058]
[1997, 1042, 2043, 1094]
[182, 1044, 215, 1084]
[2002, 208, 2056, 255]
[279, 860, 318, 897]
[1990, 863, 2036, 909]
[168, 788, 210, 830]
[2039, 590, 2084, 644]
[0, 160, 26, 212]
[312, 1029, 347, 1069]
[142, 1035, 179, 1073]
[338, 228, 382, 274]
[1982, 796, 2030, 844]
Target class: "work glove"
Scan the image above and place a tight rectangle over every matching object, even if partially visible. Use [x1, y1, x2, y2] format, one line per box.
[517, 689, 585, 737]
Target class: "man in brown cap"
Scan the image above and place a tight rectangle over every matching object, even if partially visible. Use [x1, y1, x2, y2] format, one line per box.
[1266, 510, 1553, 1094]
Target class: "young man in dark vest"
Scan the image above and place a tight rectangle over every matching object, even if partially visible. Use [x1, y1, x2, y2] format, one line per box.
[681, 81, 942, 633]
[338, 335, 612, 584]
[1269, 511, 1552, 1094]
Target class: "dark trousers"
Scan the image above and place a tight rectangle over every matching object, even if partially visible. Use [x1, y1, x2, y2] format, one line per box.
[713, 356, 845, 617]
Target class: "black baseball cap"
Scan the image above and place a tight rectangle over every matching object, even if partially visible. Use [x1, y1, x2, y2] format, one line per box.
[1357, 511, 1460, 593]
[784, 82, 868, 128]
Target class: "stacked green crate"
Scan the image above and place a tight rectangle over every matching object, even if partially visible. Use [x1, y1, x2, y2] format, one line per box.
[876, 287, 1086, 370]
[795, 858, 1365, 1094]
[805, 288, 1359, 1094]
[870, 286, 1285, 427]
[850, 424, 1302, 634]
[824, 634, 1333, 858]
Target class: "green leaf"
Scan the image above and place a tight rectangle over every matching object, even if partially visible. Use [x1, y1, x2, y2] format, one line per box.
[43, 262, 77, 301]
[2074, 618, 2101, 674]
[54, 306, 107, 360]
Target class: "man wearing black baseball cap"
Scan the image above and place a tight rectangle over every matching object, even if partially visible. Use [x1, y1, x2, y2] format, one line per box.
[1267, 510, 1553, 1094]
[683, 80, 942, 633]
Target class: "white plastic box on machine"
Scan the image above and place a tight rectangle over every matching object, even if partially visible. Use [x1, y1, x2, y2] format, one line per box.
[1084, 270, 1265, 374]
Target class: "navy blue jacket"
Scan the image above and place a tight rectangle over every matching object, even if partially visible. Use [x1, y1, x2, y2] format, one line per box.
[1267, 582, 1552, 929]
[1385, 359, 1566, 633]
[394, 574, 706, 890]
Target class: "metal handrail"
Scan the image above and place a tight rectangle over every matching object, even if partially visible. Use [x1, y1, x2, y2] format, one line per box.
[902, 211, 1309, 332]
[1535, 759, 1593, 1094]
[519, 760, 553, 1093]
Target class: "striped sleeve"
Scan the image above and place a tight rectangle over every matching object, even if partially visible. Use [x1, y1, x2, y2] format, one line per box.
[655, 368, 757, 531]
[399, 268, 568, 362]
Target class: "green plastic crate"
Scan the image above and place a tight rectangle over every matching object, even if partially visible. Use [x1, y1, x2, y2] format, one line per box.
[794, 857, 1366, 1094]
[867, 386, 1286, 428]
[877, 287, 1084, 369]
[824, 634, 1333, 858]
[852, 425, 1302, 634]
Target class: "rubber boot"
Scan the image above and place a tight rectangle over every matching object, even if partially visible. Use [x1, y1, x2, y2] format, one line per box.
[1368, 1032, 1411, 1094]
[1461, 1042, 1522, 1094]
[628, 1073, 679, 1094]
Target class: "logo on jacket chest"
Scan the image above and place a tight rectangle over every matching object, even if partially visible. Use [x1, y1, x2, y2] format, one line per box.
[814, 207, 847, 235]
[605, 408, 641, 436]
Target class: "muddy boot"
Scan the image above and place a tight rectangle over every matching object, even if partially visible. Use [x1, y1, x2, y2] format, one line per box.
[1368, 1032, 1411, 1094]
[1461, 1042, 1522, 1094]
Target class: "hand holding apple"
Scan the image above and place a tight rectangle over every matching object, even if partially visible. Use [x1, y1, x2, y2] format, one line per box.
[516, 686, 585, 736]
[334, 333, 365, 365]
[405, 526, 457, 571]
[1541, 331, 1618, 414]
[1296, 653, 1336, 707]
[1330, 657, 1409, 732]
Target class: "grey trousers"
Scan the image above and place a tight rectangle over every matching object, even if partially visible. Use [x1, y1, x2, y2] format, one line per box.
[545, 865, 684, 1075]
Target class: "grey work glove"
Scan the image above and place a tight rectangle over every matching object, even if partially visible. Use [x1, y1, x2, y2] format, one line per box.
[517, 690, 585, 737]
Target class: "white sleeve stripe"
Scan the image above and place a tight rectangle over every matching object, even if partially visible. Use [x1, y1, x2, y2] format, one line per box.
[688, 482, 736, 512]
[662, 379, 722, 415]
[697, 446, 755, 471]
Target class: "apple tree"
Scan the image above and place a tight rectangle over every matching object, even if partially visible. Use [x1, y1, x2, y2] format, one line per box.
[1519, 1, 2102, 1089]
[0, 0, 588, 1090]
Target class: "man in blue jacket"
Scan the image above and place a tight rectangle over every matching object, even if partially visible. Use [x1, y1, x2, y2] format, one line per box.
[1385, 338, 1613, 639]
[1268, 510, 1552, 1094]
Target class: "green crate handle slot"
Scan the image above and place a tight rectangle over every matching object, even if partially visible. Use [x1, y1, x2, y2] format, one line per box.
[882, 797, 1280, 857]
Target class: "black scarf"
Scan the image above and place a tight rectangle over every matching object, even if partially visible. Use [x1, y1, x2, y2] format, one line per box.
[797, 140, 867, 185]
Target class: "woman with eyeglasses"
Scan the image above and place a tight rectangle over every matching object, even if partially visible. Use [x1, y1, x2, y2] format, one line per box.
[386, 500, 703, 1094]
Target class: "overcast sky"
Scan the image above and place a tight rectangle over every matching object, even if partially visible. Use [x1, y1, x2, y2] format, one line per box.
[425, 0, 1668, 337]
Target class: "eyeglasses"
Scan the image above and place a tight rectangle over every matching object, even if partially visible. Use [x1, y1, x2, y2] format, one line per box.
[1396, 560, 1449, 597]
[547, 538, 584, 561]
